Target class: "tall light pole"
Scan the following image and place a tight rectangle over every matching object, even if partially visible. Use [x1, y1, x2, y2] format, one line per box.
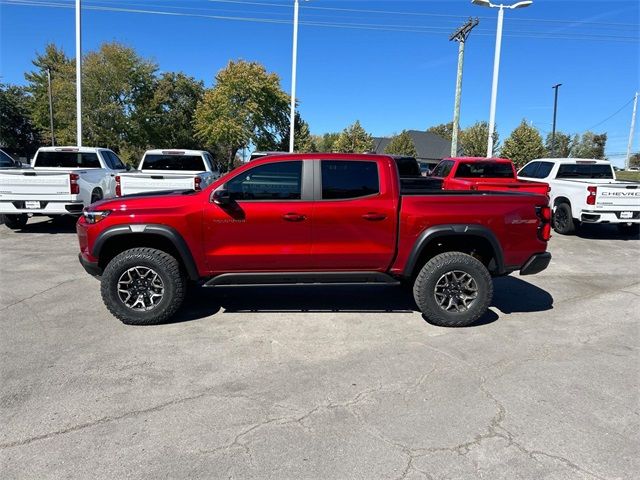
[450, 18, 479, 156]
[626, 92, 638, 171]
[288, 0, 301, 153]
[75, 0, 82, 146]
[46, 68, 55, 146]
[550, 83, 562, 156]
[471, 0, 533, 157]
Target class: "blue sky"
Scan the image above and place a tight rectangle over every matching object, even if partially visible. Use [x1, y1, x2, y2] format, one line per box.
[1, 0, 638, 165]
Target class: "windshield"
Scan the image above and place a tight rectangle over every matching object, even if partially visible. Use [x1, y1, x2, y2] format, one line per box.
[142, 154, 206, 171]
[0, 150, 16, 167]
[455, 162, 514, 178]
[556, 164, 613, 179]
[35, 151, 100, 168]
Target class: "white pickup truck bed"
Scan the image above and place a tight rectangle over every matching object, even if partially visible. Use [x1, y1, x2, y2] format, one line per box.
[117, 150, 220, 196]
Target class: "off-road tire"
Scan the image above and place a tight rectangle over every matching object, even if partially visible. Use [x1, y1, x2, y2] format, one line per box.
[413, 252, 493, 327]
[3, 214, 28, 230]
[101, 247, 186, 325]
[552, 203, 576, 235]
[617, 223, 640, 236]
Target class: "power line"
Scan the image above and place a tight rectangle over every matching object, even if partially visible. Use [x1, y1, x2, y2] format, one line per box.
[585, 97, 636, 130]
[3, 0, 639, 43]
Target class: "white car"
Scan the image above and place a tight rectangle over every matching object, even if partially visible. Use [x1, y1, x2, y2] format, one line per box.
[0, 146, 127, 229]
[518, 158, 640, 235]
[116, 149, 221, 196]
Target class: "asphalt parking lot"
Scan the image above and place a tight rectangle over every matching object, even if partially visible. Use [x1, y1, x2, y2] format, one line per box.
[1, 217, 638, 480]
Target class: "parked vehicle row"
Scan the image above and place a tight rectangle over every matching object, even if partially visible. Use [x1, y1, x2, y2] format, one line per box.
[77, 153, 552, 327]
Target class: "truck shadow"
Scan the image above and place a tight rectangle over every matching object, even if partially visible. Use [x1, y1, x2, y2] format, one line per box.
[5, 217, 78, 234]
[575, 223, 639, 240]
[171, 276, 553, 328]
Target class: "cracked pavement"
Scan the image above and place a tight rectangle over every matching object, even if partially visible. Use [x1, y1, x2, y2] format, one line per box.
[0, 218, 638, 479]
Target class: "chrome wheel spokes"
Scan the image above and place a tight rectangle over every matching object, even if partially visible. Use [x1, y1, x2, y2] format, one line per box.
[117, 266, 164, 311]
[434, 270, 478, 313]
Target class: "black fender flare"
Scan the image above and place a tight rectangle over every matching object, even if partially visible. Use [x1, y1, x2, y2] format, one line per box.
[93, 224, 200, 280]
[403, 224, 505, 277]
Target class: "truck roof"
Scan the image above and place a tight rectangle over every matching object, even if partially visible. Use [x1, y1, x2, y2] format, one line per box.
[143, 149, 208, 156]
[444, 157, 513, 163]
[36, 146, 112, 153]
[532, 158, 611, 165]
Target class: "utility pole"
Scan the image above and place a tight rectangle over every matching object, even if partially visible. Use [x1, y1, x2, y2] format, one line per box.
[75, 0, 82, 146]
[288, 0, 300, 153]
[626, 92, 638, 170]
[550, 83, 562, 156]
[449, 17, 479, 156]
[46, 68, 55, 146]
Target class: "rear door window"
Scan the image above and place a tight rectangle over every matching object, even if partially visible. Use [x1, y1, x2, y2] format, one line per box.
[35, 151, 100, 168]
[534, 161, 554, 179]
[431, 160, 454, 178]
[142, 154, 206, 171]
[321, 160, 379, 200]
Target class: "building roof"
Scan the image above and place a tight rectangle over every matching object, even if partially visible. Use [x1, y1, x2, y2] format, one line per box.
[372, 130, 454, 162]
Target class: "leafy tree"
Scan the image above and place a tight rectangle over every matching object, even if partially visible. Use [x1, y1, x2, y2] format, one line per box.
[24, 43, 76, 145]
[384, 130, 417, 157]
[629, 152, 640, 169]
[570, 131, 607, 159]
[0, 84, 42, 157]
[501, 120, 545, 168]
[82, 42, 158, 162]
[332, 120, 374, 153]
[314, 132, 340, 152]
[146, 72, 205, 150]
[427, 122, 453, 141]
[273, 112, 316, 152]
[545, 131, 572, 158]
[459, 121, 499, 157]
[194, 60, 290, 171]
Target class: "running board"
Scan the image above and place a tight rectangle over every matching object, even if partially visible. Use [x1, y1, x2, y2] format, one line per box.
[203, 271, 400, 287]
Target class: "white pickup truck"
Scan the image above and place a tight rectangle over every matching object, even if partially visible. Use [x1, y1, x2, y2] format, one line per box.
[518, 158, 640, 235]
[116, 149, 220, 197]
[0, 146, 127, 229]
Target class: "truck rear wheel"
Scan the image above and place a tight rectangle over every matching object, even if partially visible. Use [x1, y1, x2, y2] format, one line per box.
[552, 203, 576, 235]
[101, 247, 186, 325]
[413, 252, 493, 327]
[2, 214, 28, 230]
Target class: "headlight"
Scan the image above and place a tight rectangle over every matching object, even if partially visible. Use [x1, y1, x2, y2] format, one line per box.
[83, 209, 112, 224]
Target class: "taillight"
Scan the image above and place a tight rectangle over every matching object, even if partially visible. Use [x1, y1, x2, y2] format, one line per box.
[536, 205, 552, 241]
[70, 173, 80, 194]
[586, 186, 597, 205]
[115, 175, 121, 197]
[194, 176, 202, 191]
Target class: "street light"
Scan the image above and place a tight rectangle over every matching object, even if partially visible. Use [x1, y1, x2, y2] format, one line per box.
[289, 0, 309, 153]
[471, 0, 533, 157]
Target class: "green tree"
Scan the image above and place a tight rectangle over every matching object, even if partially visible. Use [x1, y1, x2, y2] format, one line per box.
[570, 131, 607, 159]
[24, 43, 76, 145]
[501, 120, 545, 168]
[0, 84, 42, 157]
[427, 122, 453, 141]
[276, 113, 316, 152]
[332, 120, 374, 153]
[629, 153, 640, 169]
[384, 130, 417, 157]
[314, 132, 340, 152]
[459, 121, 499, 157]
[82, 42, 158, 162]
[146, 72, 205, 150]
[545, 131, 572, 158]
[194, 60, 290, 171]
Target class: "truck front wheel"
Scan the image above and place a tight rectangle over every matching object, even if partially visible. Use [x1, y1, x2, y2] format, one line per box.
[101, 247, 186, 325]
[2, 214, 28, 230]
[413, 252, 493, 327]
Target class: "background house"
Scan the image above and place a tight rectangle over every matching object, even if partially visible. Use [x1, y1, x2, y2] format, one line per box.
[372, 130, 454, 170]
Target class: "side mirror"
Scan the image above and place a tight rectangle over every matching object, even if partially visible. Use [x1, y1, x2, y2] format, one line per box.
[211, 188, 231, 205]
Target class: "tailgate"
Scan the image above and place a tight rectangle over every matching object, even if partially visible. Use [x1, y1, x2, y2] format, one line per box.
[119, 173, 196, 195]
[0, 170, 74, 201]
[595, 184, 640, 210]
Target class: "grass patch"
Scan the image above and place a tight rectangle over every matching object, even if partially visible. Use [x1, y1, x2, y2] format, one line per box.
[616, 171, 640, 182]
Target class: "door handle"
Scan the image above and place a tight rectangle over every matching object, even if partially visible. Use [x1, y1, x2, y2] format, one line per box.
[362, 212, 387, 221]
[282, 213, 306, 222]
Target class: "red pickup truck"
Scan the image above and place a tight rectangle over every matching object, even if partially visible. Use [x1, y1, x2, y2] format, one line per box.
[431, 157, 549, 195]
[77, 154, 551, 327]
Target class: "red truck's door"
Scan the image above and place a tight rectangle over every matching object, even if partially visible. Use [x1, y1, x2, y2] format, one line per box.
[203, 160, 313, 272]
[311, 159, 398, 270]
